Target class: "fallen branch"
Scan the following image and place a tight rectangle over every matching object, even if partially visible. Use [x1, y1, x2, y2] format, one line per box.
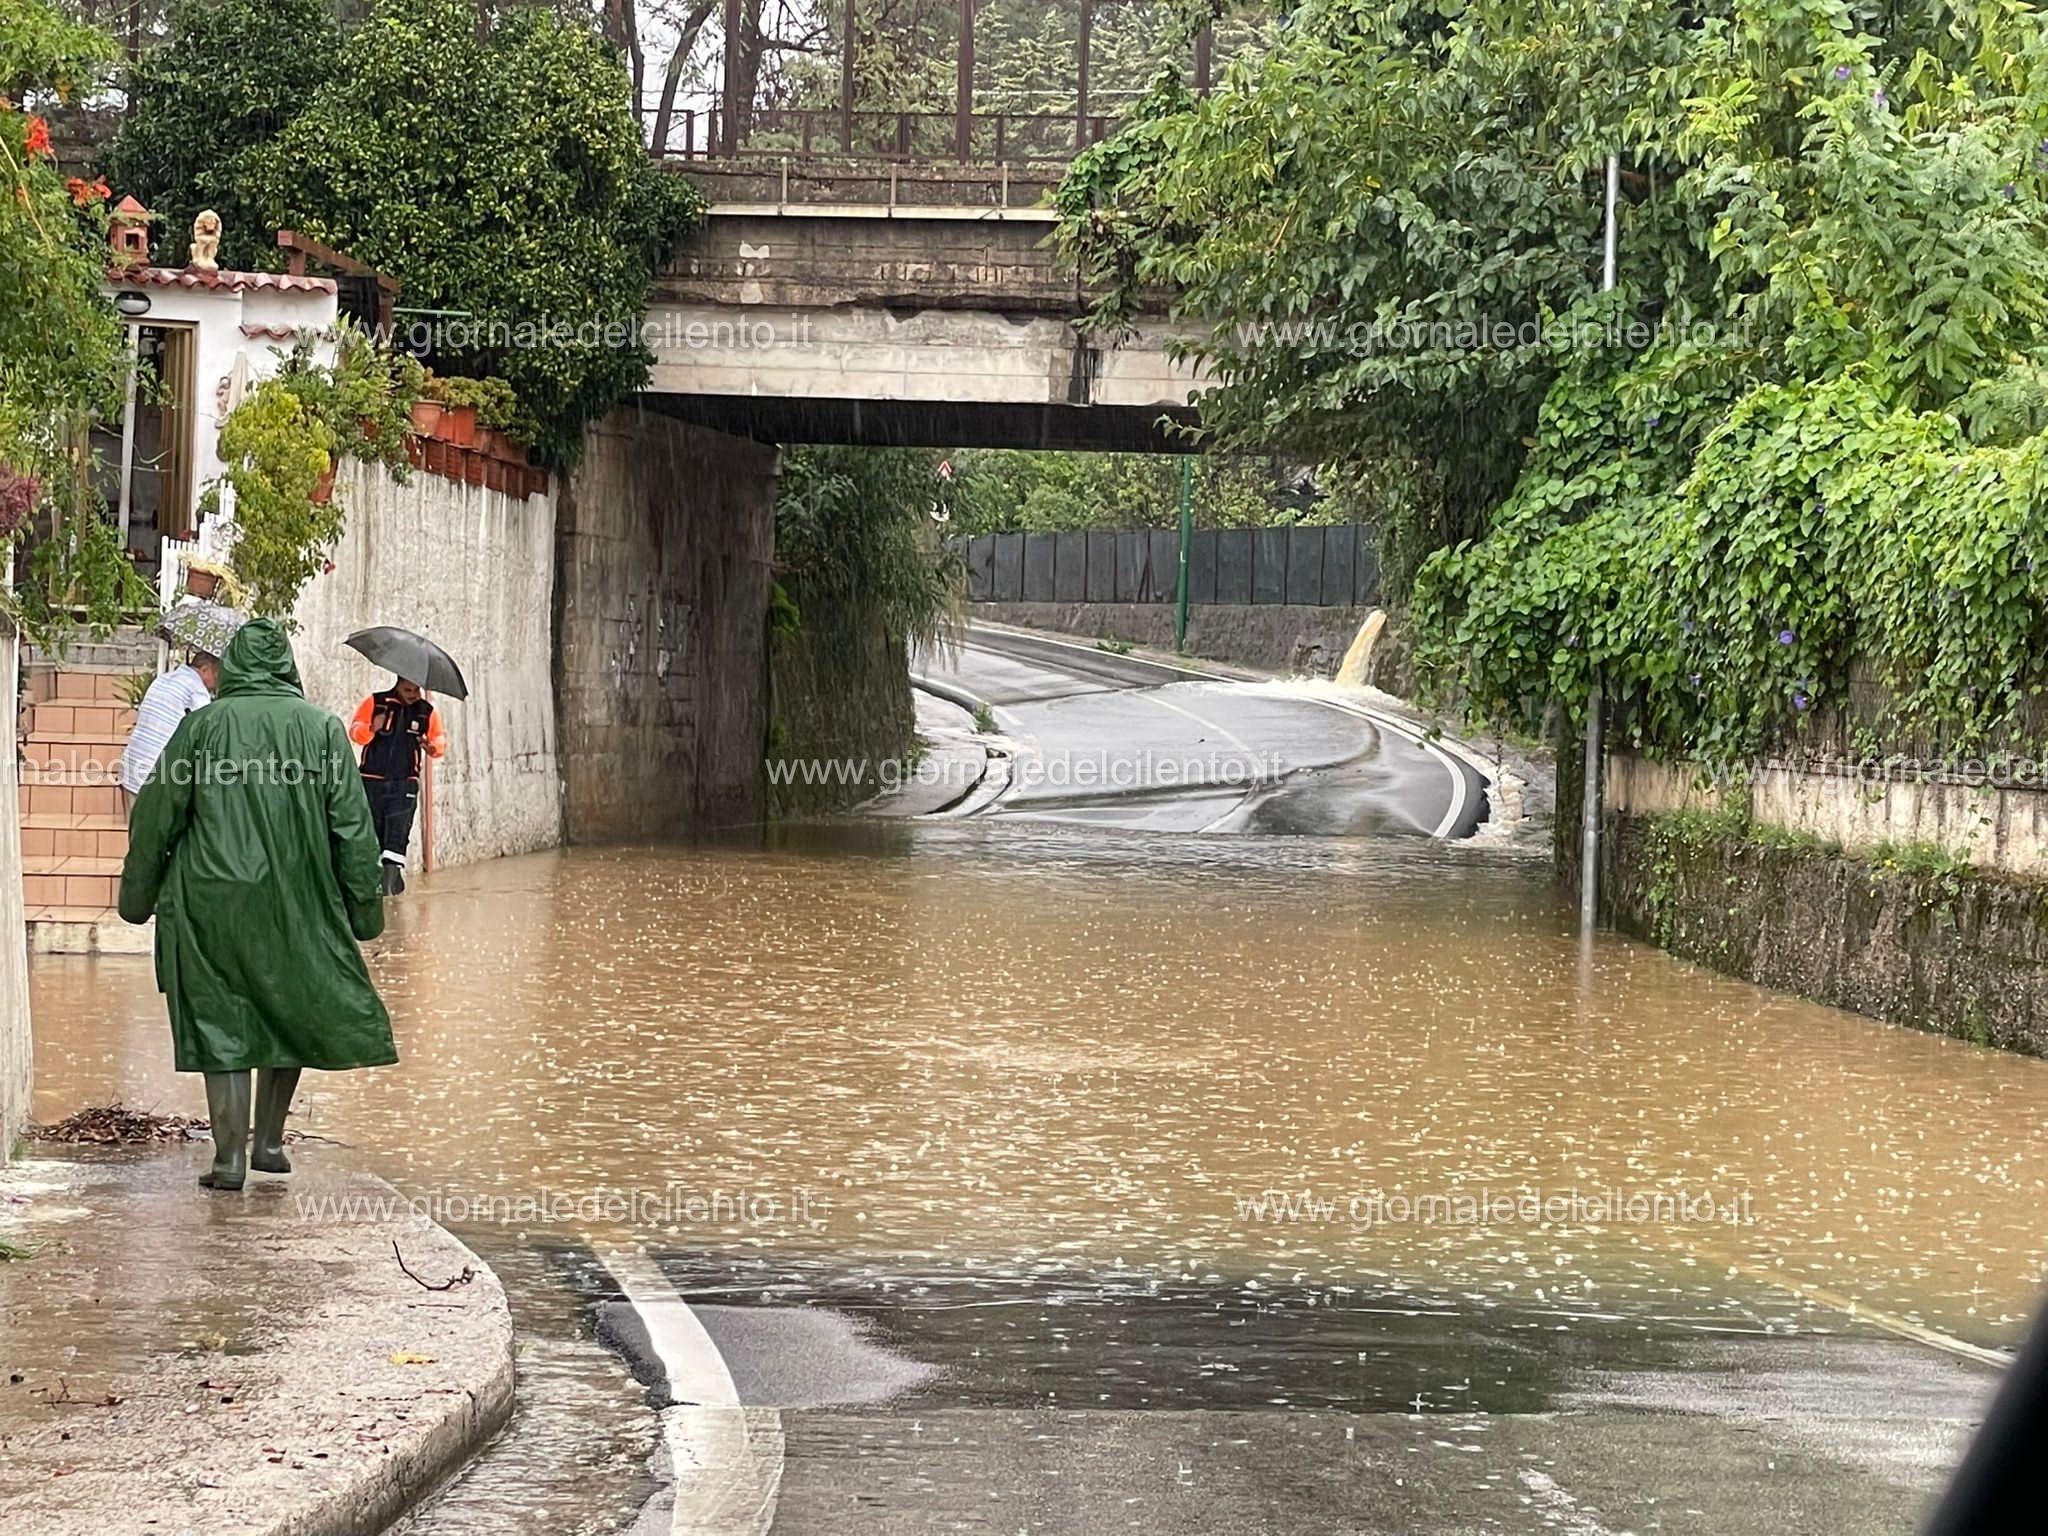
[392, 1240, 475, 1292]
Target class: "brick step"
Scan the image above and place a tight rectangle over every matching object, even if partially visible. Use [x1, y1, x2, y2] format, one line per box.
[24, 667, 146, 704]
[22, 866, 120, 910]
[24, 904, 123, 925]
[23, 854, 124, 876]
[20, 734, 131, 774]
[23, 701, 139, 737]
[21, 783, 126, 819]
[19, 816, 129, 862]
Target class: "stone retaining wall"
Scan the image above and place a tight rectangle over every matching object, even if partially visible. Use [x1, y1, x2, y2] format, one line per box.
[1573, 747, 2048, 1052]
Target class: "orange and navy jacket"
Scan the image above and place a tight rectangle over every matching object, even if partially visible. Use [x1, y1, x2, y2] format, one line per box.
[349, 690, 447, 782]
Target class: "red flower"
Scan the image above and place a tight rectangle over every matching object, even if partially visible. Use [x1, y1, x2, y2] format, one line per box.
[64, 175, 108, 206]
[24, 115, 52, 160]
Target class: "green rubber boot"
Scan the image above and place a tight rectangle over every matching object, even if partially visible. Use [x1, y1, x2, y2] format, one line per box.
[199, 1071, 251, 1191]
[251, 1067, 301, 1175]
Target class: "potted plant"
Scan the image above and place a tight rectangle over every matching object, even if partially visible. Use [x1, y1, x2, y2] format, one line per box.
[462, 450, 487, 486]
[425, 375, 489, 447]
[410, 396, 445, 437]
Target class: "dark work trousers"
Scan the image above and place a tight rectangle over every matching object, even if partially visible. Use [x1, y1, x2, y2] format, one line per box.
[363, 776, 420, 865]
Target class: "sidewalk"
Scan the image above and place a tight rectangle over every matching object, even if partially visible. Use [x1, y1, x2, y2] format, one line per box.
[0, 1148, 514, 1536]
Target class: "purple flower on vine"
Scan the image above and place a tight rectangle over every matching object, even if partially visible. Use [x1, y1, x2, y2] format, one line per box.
[1874, 89, 1888, 107]
[1646, 413, 1661, 428]
[1793, 691, 1810, 711]
[1834, 65, 1851, 81]
[2005, 183, 2019, 201]
[0, 469, 39, 535]
[1689, 672, 1702, 687]
[1778, 628, 1797, 646]
[1681, 617, 1697, 635]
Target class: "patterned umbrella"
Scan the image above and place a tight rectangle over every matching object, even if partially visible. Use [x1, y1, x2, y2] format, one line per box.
[156, 599, 248, 659]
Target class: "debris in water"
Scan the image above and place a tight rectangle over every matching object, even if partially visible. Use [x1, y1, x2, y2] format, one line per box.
[30, 1104, 205, 1145]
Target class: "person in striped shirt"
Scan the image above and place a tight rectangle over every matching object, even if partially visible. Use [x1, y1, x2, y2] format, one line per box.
[119, 651, 220, 816]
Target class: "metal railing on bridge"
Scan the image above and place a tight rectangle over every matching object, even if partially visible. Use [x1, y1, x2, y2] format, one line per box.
[669, 1, 1225, 169]
[661, 106, 1124, 165]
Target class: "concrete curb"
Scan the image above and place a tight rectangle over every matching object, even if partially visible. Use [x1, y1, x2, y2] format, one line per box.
[908, 672, 996, 723]
[0, 1152, 515, 1536]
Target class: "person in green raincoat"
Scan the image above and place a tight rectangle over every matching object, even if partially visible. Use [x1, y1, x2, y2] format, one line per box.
[119, 619, 396, 1192]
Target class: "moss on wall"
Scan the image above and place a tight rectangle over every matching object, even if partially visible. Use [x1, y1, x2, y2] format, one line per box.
[764, 578, 917, 818]
[1600, 807, 2048, 1055]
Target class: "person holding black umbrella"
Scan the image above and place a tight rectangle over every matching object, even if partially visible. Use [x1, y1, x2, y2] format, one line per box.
[347, 673, 446, 894]
[340, 626, 468, 895]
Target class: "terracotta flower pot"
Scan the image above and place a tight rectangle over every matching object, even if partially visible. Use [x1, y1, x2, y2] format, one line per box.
[526, 467, 549, 498]
[405, 434, 426, 470]
[186, 567, 221, 600]
[311, 465, 338, 505]
[462, 451, 487, 486]
[357, 415, 380, 443]
[437, 404, 478, 447]
[410, 399, 445, 436]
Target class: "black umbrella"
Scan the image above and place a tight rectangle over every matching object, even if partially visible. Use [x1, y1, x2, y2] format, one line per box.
[343, 626, 470, 700]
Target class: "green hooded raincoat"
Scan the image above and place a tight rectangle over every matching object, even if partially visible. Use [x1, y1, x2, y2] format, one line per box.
[118, 620, 397, 1073]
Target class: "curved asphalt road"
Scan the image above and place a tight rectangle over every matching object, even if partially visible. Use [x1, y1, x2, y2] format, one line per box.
[920, 623, 1489, 839]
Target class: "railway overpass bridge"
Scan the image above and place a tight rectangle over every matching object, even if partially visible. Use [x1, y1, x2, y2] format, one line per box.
[640, 163, 1202, 453]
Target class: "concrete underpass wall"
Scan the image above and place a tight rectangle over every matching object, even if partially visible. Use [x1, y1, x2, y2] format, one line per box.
[292, 461, 563, 867]
[1, 619, 29, 1160]
[556, 410, 776, 840]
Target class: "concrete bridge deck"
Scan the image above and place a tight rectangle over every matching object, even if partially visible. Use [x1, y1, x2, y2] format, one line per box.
[644, 166, 1200, 452]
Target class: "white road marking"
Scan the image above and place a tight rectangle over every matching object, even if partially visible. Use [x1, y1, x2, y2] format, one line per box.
[962, 623, 1481, 838]
[601, 1245, 786, 1536]
[1518, 1468, 1628, 1536]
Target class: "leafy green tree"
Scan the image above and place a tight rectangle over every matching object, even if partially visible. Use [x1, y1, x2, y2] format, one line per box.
[247, 0, 704, 463]
[775, 445, 960, 650]
[1059, 0, 2048, 762]
[767, 444, 962, 811]
[945, 449, 1315, 535]
[2, 0, 151, 644]
[100, 0, 343, 271]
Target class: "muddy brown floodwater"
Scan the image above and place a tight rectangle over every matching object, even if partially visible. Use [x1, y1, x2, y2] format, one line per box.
[27, 823, 2048, 1352]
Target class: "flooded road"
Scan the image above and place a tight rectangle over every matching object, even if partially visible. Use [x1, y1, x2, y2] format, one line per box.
[24, 633, 2046, 1532]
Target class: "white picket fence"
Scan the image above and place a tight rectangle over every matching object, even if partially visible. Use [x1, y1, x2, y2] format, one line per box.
[154, 482, 235, 673]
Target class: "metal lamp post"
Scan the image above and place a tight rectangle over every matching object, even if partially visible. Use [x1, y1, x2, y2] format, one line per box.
[1580, 151, 1620, 940]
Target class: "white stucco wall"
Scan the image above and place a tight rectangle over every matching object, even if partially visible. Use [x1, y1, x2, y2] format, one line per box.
[1607, 752, 2048, 879]
[1, 617, 31, 1161]
[289, 460, 563, 868]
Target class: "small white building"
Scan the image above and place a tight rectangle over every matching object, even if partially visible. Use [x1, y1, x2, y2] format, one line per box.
[99, 202, 339, 585]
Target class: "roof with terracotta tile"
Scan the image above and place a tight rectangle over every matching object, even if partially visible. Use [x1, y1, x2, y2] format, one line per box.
[112, 266, 338, 295]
